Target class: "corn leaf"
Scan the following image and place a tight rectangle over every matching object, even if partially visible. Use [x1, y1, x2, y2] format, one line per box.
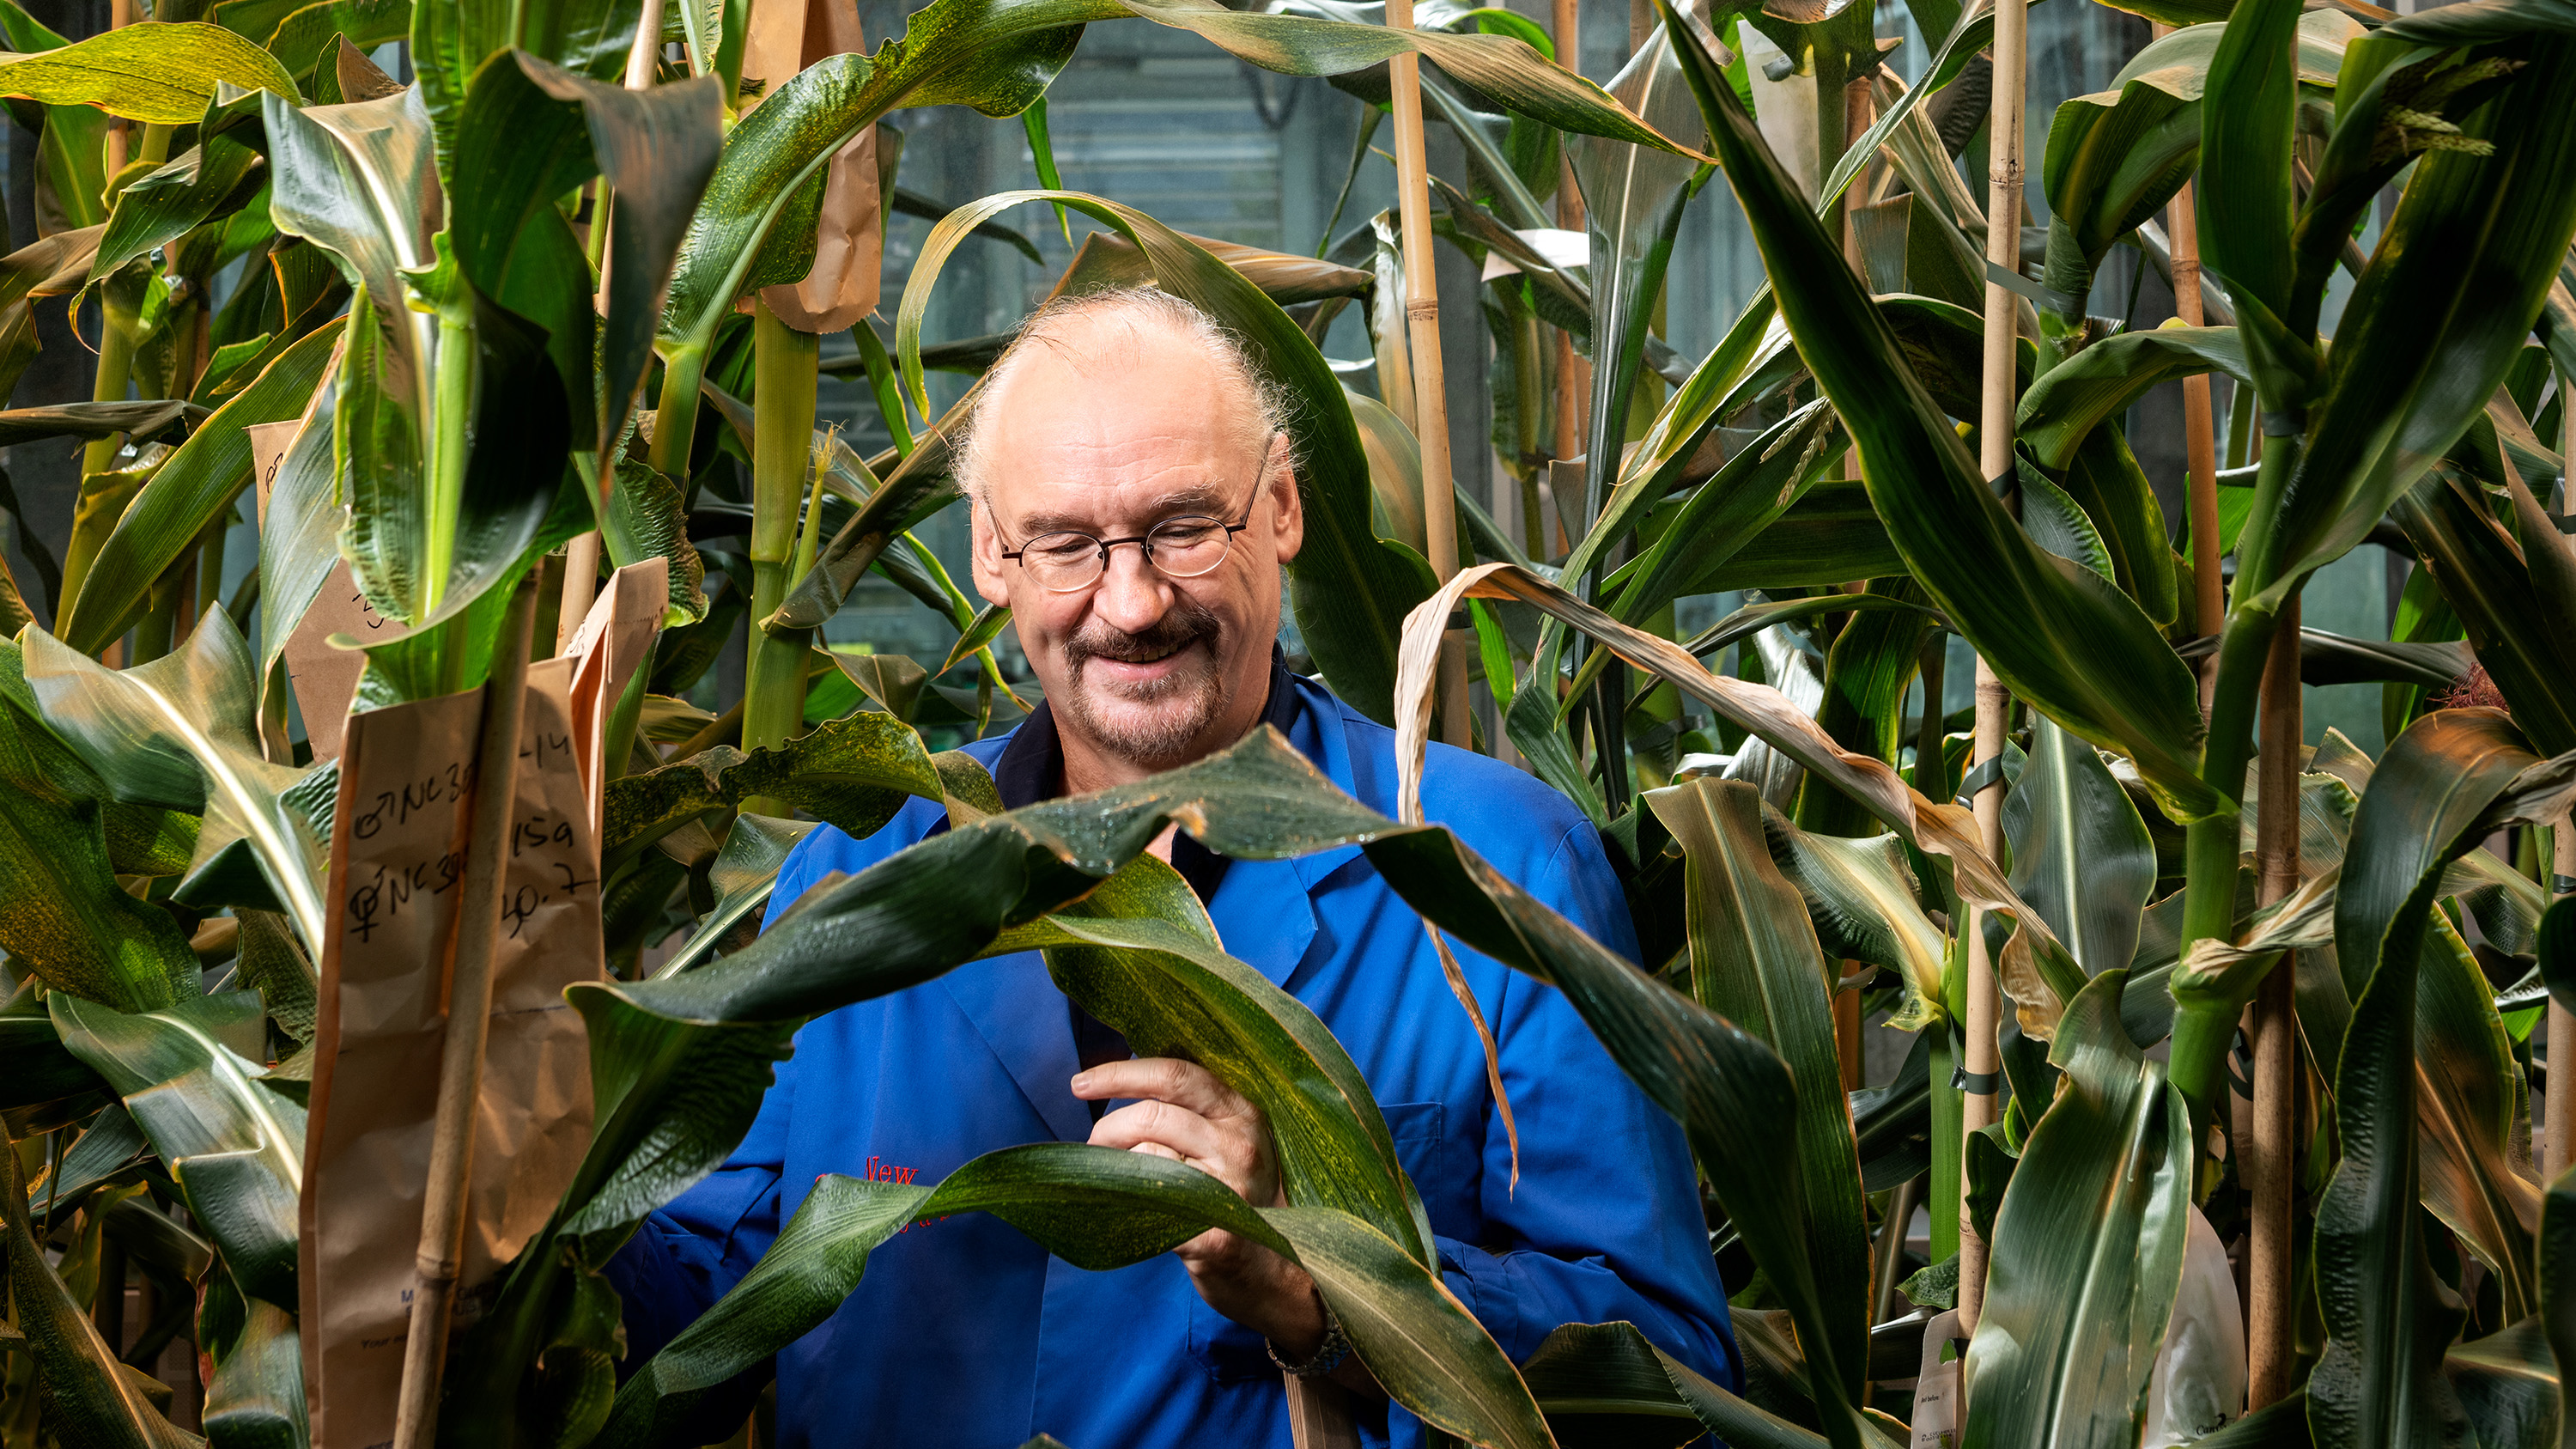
[1964, 970, 2192, 1449]
[1646, 779, 1870, 1409]
[0, 21, 295, 122]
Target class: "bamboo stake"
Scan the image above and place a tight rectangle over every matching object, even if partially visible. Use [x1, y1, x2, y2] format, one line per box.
[2549, 810, 2575, 1176]
[559, 0, 671, 655]
[2160, 22, 2222, 715]
[1956, 0, 2027, 1342]
[388, 575, 540, 1449]
[104, 0, 133, 177]
[2555, 385, 2576, 1176]
[1551, 0, 1586, 559]
[2172, 245, 2220, 642]
[2246, 594, 2300, 1409]
[1386, 0, 1472, 747]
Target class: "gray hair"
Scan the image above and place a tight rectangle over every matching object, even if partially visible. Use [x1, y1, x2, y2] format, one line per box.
[949, 286, 1299, 510]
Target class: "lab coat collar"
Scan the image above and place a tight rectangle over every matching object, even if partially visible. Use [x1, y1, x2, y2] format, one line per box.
[1205, 675, 1366, 989]
[936, 668, 1366, 1139]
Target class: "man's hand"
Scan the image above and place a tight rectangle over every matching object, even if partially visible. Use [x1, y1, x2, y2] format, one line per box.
[1072, 1058, 1327, 1353]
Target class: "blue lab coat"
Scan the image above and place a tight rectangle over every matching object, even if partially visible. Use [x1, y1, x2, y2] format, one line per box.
[607, 674, 1738, 1447]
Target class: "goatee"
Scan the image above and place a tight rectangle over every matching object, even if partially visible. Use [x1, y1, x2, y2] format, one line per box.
[1058, 597, 1226, 771]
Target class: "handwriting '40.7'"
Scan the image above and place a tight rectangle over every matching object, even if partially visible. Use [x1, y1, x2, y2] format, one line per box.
[501, 810, 598, 940]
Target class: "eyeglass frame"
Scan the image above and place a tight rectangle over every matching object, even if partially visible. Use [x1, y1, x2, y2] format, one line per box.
[995, 463, 1271, 594]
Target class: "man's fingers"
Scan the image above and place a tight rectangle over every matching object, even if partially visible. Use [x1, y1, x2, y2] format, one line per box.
[1070, 1056, 1251, 1121]
[1089, 1098, 1229, 1166]
[1131, 1141, 1186, 1163]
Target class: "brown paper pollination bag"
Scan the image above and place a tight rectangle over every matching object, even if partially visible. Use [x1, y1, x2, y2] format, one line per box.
[301, 635, 624, 1447]
[564, 557, 669, 822]
[301, 685, 483, 1449]
[747, 0, 879, 332]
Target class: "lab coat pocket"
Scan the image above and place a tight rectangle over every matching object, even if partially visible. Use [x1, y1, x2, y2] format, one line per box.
[1185, 1101, 1449, 1384]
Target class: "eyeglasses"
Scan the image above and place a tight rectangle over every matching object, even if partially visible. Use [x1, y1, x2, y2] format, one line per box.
[999, 485, 1261, 594]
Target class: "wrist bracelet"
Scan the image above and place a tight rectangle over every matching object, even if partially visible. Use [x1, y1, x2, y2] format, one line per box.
[1267, 1305, 1352, 1379]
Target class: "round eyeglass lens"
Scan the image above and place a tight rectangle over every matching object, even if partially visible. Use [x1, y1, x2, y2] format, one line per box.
[1145, 516, 1233, 577]
[1019, 533, 1104, 590]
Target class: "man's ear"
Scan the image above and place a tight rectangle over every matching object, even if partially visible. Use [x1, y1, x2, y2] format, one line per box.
[969, 497, 1012, 607]
[1265, 433, 1305, 565]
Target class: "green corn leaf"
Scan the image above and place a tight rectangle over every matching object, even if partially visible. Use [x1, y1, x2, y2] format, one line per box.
[1592, 337, 1828, 628]
[265, 0, 415, 79]
[2439, 1315, 2558, 1449]
[1, 1143, 199, 1449]
[23, 611, 331, 951]
[1655, 0, 2217, 823]
[1021, 94, 1072, 242]
[1645, 779, 1870, 1411]
[1997, 717, 2157, 977]
[86, 135, 266, 291]
[338, 278, 586, 680]
[0, 989, 114, 1109]
[0, 20, 295, 122]
[1518, 1320, 1888, 1449]
[939, 602, 1013, 677]
[51, 989, 306, 1309]
[1676, 591, 1935, 660]
[604, 709, 948, 857]
[2195, 0, 2317, 318]
[2541, 1154, 2576, 1449]
[1757, 809, 1949, 1032]
[2310, 710, 2576, 1449]
[2036, 14, 2355, 342]
[1608, 477, 1906, 602]
[252, 371, 340, 697]
[2016, 325, 2249, 471]
[1016, 878, 1426, 1254]
[197, 1289, 303, 1449]
[893, 184, 1050, 265]
[649, 813, 819, 977]
[405, 0, 642, 180]
[1963, 970, 2192, 1449]
[2412, 910, 2539, 1324]
[596, 1148, 1548, 1449]
[1795, 579, 1941, 837]
[602, 454, 714, 625]
[0, 641, 199, 1014]
[765, 401, 960, 634]
[0, 398, 200, 447]
[464, 55, 726, 458]
[58, 323, 341, 654]
[1566, 14, 1704, 545]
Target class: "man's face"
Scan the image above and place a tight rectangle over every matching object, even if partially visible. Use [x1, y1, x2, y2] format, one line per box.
[969, 315, 1306, 777]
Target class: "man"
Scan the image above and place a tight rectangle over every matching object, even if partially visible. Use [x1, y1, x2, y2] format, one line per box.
[608, 289, 1737, 1446]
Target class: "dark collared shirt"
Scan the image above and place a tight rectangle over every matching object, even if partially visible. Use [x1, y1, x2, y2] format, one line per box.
[987, 646, 1306, 1086]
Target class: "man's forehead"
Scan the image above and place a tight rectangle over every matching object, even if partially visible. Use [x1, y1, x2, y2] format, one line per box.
[991, 467, 1239, 533]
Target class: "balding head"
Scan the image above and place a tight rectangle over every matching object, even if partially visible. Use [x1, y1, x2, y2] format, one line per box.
[962, 286, 1308, 791]
[952, 288, 1296, 510]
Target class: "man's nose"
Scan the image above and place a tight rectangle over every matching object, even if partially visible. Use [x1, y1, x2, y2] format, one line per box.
[1088, 543, 1175, 633]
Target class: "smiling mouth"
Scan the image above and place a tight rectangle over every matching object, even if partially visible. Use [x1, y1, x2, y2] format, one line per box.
[1096, 638, 1194, 667]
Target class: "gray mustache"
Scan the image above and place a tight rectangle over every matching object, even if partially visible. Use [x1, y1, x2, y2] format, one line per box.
[1064, 603, 1221, 669]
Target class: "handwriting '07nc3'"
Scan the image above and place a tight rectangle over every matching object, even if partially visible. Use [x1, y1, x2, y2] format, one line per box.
[349, 770, 471, 841]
